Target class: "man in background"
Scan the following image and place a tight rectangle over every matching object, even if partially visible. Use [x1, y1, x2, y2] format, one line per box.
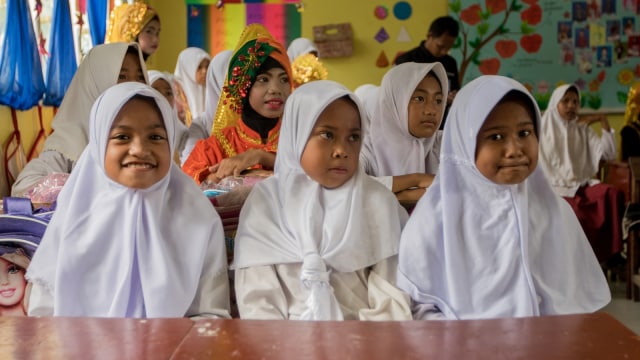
[395, 16, 460, 128]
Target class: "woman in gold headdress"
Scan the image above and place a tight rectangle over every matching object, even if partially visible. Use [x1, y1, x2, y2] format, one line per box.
[621, 82, 640, 161]
[182, 24, 293, 184]
[106, 0, 160, 61]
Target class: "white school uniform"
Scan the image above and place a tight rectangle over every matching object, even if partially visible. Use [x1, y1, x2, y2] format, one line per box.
[538, 84, 617, 197]
[232, 80, 411, 321]
[397, 75, 610, 320]
[368, 62, 448, 177]
[173, 47, 211, 120]
[26, 82, 230, 318]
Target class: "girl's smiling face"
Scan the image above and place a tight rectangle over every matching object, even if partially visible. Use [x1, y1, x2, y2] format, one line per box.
[104, 97, 171, 189]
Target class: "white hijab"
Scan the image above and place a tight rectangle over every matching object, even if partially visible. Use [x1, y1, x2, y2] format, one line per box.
[43, 43, 148, 162]
[397, 75, 610, 320]
[148, 70, 188, 152]
[538, 84, 603, 196]
[27, 82, 227, 318]
[194, 49, 232, 136]
[369, 62, 448, 176]
[354, 84, 380, 175]
[173, 47, 211, 119]
[233, 80, 408, 320]
[287, 37, 318, 61]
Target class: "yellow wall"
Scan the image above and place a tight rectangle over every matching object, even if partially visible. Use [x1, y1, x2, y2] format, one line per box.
[0, 0, 628, 163]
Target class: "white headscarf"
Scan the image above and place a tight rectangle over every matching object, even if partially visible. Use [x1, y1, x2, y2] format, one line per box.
[287, 37, 318, 62]
[43, 43, 148, 162]
[27, 82, 227, 318]
[369, 62, 448, 176]
[538, 84, 603, 196]
[148, 70, 188, 153]
[173, 47, 211, 119]
[233, 80, 408, 320]
[354, 84, 380, 175]
[397, 75, 610, 320]
[193, 49, 233, 137]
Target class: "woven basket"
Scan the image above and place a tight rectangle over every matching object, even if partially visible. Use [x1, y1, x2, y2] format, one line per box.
[313, 23, 353, 58]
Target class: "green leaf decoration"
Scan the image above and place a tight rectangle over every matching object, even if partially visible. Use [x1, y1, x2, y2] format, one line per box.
[510, 0, 523, 12]
[478, 23, 490, 36]
[449, 0, 461, 13]
[469, 38, 480, 48]
[617, 91, 628, 104]
[471, 52, 480, 64]
[499, 25, 509, 34]
[480, 9, 491, 20]
[586, 93, 602, 110]
[520, 22, 534, 34]
[453, 37, 462, 49]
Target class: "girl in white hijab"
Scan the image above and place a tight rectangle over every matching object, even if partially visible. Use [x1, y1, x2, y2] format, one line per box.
[148, 70, 188, 163]
[538, 84, 616, 197]
[173, 47, 211, 123]
[233, 80, 411, 321]
[26, 82, 230, 318]
[538, 84, 622, 264]
[181, 49, 233, 164]
[367, 62, 448, 203]
[397, 75, 610, 320]
[11, 43, 147, 197]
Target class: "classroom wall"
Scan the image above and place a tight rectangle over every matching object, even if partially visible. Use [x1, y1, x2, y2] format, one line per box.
[0, 0, 627, 172]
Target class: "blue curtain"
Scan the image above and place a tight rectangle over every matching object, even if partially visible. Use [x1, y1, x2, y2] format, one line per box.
[87, 0, 107, 46]
[44, 0, 78, 107]
[0, 0, 45, 110]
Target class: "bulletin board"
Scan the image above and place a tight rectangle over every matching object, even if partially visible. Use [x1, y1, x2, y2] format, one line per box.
[185, 0, 301, 55]
[449, 0, 640, 112]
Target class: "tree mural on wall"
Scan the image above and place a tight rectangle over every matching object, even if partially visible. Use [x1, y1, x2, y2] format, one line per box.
[450, 0, 542, 81]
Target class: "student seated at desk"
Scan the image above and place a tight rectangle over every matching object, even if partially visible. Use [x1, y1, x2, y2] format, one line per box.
[365, 62, 448, 204]
[397, 75, 610, 320]
[11, 43, 147, 198]
[233, 80, 412, 321]
[538, 84, 624, 264]
[182, 24, 292, 184]
[26, 83, 230, 318]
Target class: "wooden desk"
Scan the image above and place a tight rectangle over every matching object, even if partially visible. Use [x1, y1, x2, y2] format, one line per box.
[1, 314, 637, 359]
[627, 156, 640, 300]
[0, 317, 193, 359]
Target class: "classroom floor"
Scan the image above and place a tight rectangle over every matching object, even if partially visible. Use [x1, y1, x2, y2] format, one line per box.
[602, 279, 640, 334]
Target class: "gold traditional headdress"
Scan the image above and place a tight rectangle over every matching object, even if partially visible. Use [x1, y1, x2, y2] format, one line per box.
[106, 1, 158, 43]
[291, 53, 328, 88]
[624, 82, 640, 126]
[211, 23, 292, 136]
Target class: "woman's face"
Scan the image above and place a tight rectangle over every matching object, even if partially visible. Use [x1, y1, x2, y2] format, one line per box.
[152, 78, 175, 108]
[248, 66, 291, 119]
[137, 19, 161, 57]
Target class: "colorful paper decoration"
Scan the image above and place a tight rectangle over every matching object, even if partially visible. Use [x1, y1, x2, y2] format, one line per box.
[376, 50, 389, 68]
[397, 26, 411, 42]
[187, 3, 301, 55]
[375, 27, 389, 44]
[374, 5, 388, 20]
[393, 1, 412, 21]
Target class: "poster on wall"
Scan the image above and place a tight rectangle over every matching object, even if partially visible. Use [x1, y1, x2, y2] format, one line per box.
[448, 0, 640, 111]
[186, 1, 301, 56]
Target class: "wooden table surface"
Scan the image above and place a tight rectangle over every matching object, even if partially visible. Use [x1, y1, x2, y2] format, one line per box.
[1, 313, 638, 359]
